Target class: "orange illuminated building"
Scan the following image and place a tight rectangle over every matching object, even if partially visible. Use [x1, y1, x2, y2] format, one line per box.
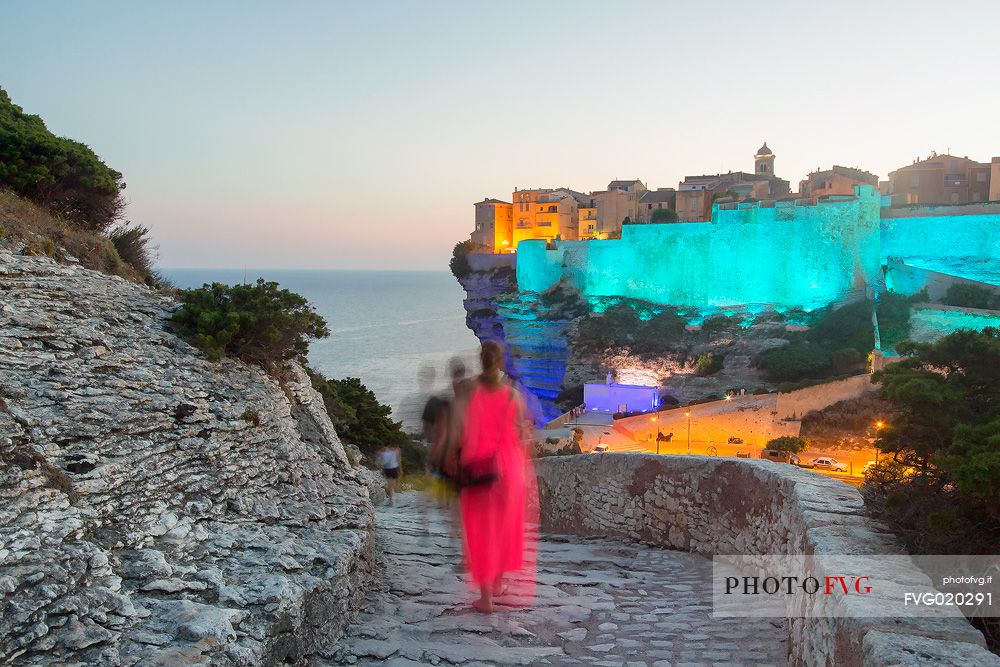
[471, 198, 513, 253]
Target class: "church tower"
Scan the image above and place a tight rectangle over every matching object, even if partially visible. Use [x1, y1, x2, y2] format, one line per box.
[755, 142, 775, 176]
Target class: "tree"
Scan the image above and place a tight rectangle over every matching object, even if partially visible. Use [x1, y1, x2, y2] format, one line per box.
[650, 208, 680, 223]
[171, 279, 329, 367]
[449, 240, 474, 279]
[309, 371, 425, 470]
[865, 328, 1000, 553]
[765, 436, 808, 454]
[941, 284, 1000, 311]
[0, 87, 125, 232]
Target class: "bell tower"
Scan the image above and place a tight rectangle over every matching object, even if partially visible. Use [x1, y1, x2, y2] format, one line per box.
[755, 142, 774, 176]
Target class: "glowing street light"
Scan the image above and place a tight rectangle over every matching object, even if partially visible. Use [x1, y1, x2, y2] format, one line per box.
[872, 420, 886, 464]
[685, 411, 692, 455]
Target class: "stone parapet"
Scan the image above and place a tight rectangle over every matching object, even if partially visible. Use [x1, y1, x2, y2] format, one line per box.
[535, 454, 999, 666]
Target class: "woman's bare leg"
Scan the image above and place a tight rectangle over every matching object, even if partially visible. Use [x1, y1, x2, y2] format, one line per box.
[472, 587, 493, 613]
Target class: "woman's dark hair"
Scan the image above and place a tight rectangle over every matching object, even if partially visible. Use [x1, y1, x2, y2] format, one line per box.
[479, 340, 504, 388]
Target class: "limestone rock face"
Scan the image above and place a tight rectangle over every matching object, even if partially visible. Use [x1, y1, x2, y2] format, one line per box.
[0, 248, 375, 665]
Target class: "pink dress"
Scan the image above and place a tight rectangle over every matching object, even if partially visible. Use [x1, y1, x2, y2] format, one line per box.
[460, 383, 536, 598]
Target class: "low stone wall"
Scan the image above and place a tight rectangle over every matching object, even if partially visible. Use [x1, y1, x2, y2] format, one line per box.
[885, 258, 1000, 300]
[774, 374, 876, 421]
[535, 454, 998, 666]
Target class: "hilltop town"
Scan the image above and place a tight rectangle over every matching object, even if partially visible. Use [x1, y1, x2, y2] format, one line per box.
[469, 144, 1000, 252]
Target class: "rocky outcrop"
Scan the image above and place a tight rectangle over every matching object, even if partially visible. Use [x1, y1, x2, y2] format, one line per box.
[0, 248, 375, 665]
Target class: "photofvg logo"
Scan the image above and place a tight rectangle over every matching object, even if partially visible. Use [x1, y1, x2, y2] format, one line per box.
[724, 574, 871, 596]
[711, 555, 1000, 619]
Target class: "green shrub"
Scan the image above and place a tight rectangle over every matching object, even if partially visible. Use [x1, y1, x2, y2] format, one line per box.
[650, 208, 680, 223]
[109, 223, 154, 278]
[449, 240, 474, 279]
[0, 87, 125, 232]
[765, 435, 808, 453]
[573, 302, 687, 355]
[171, 279, 329, 367]
[700, 314, 734, 336]
[757, 341, 832, 382]
[308, 370, 425, 470]
[694, 352, 724, 376]
[941, 283, 1000, 311]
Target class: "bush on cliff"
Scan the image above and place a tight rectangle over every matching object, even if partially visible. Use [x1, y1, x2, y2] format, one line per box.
[0, 87, 125, 233]
[171, 279, 330, 366]
[449, 240, 474, 279]
[865, 328, 1000, 558]
[693, 352, 724, 376]
[309, 371, 425, 470]
[757, 294, 912, 382]
[941, 283, 1000, 311]
[573, 302, 687, 355]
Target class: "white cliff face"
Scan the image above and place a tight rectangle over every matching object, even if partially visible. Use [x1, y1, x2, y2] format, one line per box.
[0, 248, 375, 665]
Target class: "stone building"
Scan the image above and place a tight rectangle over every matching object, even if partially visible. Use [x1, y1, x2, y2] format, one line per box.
[591, 179, 647, 237]
[638, 187, 677, 222]
[470, 198, 513, 253]
[799, 165, 879, 202]
[888, 152, 996, 205]
[510, 187, 589, 246]
[675, 143, 791, 221]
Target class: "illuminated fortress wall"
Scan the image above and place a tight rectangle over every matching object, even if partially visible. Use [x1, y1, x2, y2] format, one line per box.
[517, 186, 1000, 310]
[518, 186, 884, 309]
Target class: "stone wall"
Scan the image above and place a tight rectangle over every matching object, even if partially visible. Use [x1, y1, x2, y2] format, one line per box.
[773, 374, 876, 421]
[0, 248, 376, 665]
[908, 304, 1000, 344]
[885, 258, 1000, 300]
[517, 186, 884, 309]
[534, 454, 998, 666]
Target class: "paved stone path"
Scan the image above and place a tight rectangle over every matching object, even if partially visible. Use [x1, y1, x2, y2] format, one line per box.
[324, 493, 788, 666]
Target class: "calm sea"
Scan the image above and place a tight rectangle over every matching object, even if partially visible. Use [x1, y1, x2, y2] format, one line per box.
[161, 269, 480, 430]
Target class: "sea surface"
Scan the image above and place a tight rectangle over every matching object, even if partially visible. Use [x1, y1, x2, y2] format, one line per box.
[161, 269, 479, 430]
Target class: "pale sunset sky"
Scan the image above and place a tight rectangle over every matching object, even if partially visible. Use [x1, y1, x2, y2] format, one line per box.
[2, 0, 998, 270]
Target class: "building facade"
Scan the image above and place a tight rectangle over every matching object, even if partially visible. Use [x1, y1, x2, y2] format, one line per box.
[888, 153, 996, 205]
[470, 198, 513, 253]
[676, 143, 791, 221]
[799, 166, 879, 202]
[591, 180, 647, 237]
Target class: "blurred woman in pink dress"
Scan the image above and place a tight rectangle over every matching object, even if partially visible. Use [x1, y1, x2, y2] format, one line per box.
[459, 340, 536, 613]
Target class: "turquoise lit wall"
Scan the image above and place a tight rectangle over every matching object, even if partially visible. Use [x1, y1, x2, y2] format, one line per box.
[880, 213, 1000, 286]
[517, 186, 884, 309]
[909, 305, 1000, 344]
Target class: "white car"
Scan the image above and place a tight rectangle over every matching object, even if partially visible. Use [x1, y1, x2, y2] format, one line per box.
[863, 460, 878, 474]
[811, 457, 848, 472]
[592, 444, 609, 453]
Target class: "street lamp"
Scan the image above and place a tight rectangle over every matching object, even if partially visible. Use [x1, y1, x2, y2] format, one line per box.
[873, 420, 885, 465]
[685, 411, 691, 455]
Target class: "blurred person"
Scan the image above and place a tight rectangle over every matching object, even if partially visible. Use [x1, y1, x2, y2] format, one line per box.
[376, 443, 402, 505]
[459, 340, 536, 613]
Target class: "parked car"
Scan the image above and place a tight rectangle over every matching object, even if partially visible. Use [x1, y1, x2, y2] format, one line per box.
[735, 451, 752, 459]
[761, 449, 792, 463]
[728, 436, 744, 445]
[592, 444, 609, 453]
[863, 460, 878, 475]
[811, 457, 848, 472]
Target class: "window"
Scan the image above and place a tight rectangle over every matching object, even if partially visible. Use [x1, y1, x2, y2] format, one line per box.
[951, 192, 960, 203]
[977, 172, 987, 182]
[911, 174, 920, 187]
[972, 192, 981, 202]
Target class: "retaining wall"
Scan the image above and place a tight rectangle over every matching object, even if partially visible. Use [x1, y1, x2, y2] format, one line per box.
[534, 454, 998, 666]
